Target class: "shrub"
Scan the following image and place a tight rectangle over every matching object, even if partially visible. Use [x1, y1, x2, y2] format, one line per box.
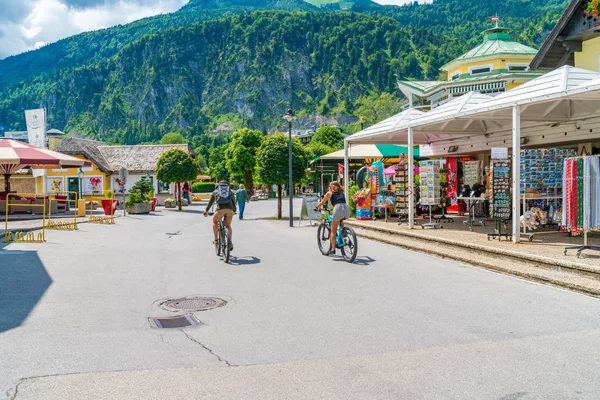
[192, 182, 215, 193]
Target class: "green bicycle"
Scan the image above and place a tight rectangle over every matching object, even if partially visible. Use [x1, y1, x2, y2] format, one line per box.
[315, 207, 358, 263]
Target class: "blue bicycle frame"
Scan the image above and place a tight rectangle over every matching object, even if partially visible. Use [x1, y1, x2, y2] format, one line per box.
[324, 213, 347, 248]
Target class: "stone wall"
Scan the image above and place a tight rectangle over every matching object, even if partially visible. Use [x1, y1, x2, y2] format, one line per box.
[0, 177, 36, 193]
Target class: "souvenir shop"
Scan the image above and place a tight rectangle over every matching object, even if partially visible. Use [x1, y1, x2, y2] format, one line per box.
[343, 66, 600, 255]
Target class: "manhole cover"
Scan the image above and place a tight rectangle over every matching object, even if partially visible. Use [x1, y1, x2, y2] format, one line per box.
[149, 315, 200, 329]
[159, 296, 227, 312]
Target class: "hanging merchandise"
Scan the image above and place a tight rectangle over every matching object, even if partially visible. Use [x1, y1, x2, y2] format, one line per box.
[356, 166, 367, 189]
[420, 160, 442, 228]
[394, 154, 411, 225]
[562, 155, 600, 257]
[353, 188, 372, 220]
[488, 159, 511, 240]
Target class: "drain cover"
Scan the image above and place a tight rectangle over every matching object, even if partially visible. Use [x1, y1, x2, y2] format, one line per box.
[159, 296, 227, 312]
[149, 315, 200, 329]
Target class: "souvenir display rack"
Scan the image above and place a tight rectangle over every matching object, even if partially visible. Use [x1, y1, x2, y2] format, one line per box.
[435, 169, 454, 223]
[420, 160, 442, 229]
[463, 160, 481, 187]
[488, 159, 511, 240]
[394, 160, 410, 225]
[562, 155, 600, 258]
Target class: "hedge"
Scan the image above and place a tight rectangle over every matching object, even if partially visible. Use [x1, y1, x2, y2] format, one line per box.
[192, 182, 215, 193]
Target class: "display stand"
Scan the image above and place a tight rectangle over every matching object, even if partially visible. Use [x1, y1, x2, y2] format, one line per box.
[394, 157, 410, 226]
[563, 232, 600, 258]
[435, 178, 454, 223]
[488, 159, 511, 240]
[457, 197, 486, 231]
[420, 160, 442, 229]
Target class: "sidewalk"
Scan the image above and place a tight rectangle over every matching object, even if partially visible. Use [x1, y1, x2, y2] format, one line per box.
[348, 215, 600, 296]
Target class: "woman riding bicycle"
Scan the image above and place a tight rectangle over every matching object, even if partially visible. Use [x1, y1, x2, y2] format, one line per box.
[315, 181, 350, 255]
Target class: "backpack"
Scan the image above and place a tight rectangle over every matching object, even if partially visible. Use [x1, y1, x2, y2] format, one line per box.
[216, 182, 232, 205]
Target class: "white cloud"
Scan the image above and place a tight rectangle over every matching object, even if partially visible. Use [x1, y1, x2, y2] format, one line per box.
[0, 0, 188, 60]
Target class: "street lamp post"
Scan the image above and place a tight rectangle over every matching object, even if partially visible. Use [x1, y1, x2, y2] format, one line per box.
[77, 167, 84, 202]
[283, 109, 294, 228]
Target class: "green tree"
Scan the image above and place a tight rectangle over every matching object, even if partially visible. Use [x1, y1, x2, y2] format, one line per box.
[256, 133, 308, 219]
[225, 128, 263, 192]
[197, 153, 208, 170]
[354, 93, 403, 126]
[156, 148, 199, 210]
[160, 132, 188, 144]
[311, 126, 344, 149]
[208, 144, 230, 182]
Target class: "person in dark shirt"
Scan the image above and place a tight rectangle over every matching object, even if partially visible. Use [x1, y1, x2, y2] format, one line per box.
[204, 180, 237, 249]
[315, 181, 350, 255]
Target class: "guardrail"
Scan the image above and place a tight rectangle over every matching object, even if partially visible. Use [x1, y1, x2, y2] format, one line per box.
[46, 191, 79, 231]
[88, 190, 115, 225]
[3, 193, 47, 243]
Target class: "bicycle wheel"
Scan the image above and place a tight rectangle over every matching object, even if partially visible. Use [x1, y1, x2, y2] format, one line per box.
[317, 223, 331, 255]
[221, 229, 231, 263]
[215, 230, 222, 256]
[340, 226, 358, 263]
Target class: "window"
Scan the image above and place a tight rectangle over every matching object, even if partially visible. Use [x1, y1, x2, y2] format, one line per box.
[451, 72, 459, 81]
[507, 63, 528, 72]
[157, 181, 170, 194]
[470, 66, 491, 75]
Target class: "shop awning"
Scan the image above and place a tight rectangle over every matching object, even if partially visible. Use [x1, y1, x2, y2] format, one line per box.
[318, 144, 416, 160]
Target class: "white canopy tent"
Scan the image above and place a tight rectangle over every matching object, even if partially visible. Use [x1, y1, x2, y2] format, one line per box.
[345, 66, 600, 241]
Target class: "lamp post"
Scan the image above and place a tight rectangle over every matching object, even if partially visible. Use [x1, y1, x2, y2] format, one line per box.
[77, 167, 84, 201]
[283, 109, 294, 227]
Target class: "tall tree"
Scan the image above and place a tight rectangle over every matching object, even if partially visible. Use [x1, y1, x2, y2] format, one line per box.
[160, 132, 188, 144]
[225, 128, 263, 192]
[311, 126, 344, 149]
[256, 133, 308, 219]
[208, 144, 230, 182]
[156, 148, 199, 210]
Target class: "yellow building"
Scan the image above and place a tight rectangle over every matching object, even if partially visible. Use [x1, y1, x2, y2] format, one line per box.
[531, 0, 600, 72]
[399, 22, 541, 109]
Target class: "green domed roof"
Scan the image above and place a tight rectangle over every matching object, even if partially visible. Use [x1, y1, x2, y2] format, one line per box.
[442, 27, 538, 72]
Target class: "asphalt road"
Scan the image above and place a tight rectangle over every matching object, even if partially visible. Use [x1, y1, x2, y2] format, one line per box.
[1, 200, 600, 399]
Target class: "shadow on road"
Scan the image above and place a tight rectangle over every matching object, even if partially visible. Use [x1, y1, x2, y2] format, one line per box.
[229, 256, 261, 266]
[0, 250, 52, 333]
[334, 256, 377, 266]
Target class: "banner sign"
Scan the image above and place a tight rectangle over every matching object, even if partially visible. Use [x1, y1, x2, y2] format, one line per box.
[24, 109, 46, 148]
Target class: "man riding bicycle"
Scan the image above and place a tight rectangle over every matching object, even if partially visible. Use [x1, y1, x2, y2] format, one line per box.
[204, 180, 236, 250]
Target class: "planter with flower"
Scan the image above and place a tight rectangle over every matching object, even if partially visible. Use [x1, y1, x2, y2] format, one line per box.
[125, 178, 153, 214]
[586, 0, 599, 18]
[101, 189, 117, 216]
[149, 188, 158, 211]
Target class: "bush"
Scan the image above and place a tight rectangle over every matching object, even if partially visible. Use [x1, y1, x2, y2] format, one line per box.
[192, 182, 215, 193]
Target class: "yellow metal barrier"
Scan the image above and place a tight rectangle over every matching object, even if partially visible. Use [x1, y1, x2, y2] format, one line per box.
[47, 191, 79, 231]
[88, 190, 116, 225]
[4, 193, 47, 243]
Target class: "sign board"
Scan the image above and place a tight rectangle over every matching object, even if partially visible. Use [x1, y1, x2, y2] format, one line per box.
[299, 196, 321, 226]
[491, 147, 508, 159]
[24, 109, 46, 148]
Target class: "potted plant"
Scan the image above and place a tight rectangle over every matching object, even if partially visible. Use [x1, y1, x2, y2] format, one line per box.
[149, 188, 157, 211]
[125, 178, 153, 214]
[101, 190, 116, 215]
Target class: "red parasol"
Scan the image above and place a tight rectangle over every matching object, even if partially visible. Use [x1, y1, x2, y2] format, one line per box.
[0, 138, 91, 194]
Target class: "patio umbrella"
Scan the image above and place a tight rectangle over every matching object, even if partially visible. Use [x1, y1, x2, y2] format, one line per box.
[0, 138, 90, 194]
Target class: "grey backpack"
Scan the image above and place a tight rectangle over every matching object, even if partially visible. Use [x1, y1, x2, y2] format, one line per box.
[216, 182, 232, 204]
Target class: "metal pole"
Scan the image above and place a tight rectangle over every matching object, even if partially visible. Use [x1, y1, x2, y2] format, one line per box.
[288, 120, 294, 228]
[408, 126, 415, 229]
[344, 140, 349, 203]
[512, 105, 521, 243]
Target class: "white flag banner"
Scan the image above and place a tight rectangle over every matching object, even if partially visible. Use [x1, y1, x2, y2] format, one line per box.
[25, 108, 46, 148]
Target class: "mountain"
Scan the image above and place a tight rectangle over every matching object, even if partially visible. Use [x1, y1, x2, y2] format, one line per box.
[0, 0, 569, 141]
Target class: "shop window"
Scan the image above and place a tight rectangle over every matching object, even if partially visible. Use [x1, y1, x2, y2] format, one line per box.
[157, 181, 170, 194]
[470, 65, 491, 75]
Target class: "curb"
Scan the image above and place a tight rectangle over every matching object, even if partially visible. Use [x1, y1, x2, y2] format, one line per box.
[354, 228, 600, 297]
[346, 221, 600, 278]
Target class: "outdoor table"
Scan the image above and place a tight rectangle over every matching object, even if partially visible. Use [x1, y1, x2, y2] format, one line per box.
[457, 197, 488, 231]
[373, 204, 393, 222]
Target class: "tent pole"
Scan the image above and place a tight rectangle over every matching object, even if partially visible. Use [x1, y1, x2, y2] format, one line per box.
[3, 174, 10, 195]
[408, 126, 415, 229]
[512, 105, 521, 243]
[344, 140, 349, 203]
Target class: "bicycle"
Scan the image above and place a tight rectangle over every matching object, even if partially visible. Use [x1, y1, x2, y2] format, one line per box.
[315, 207, 358, 263]
[206, 211, 232, 263]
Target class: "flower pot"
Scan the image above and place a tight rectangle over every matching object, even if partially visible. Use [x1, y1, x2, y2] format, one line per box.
[126, 202, 152, 214]
[101, 199, 116, 215]
[151, 197, 157, 211]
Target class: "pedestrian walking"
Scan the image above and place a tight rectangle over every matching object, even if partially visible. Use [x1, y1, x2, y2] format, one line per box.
[182, 182, 191, 204]
[235, 184, 249, 220]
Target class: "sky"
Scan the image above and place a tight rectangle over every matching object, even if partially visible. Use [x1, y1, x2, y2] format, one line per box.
[0, 0, 424, 60]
